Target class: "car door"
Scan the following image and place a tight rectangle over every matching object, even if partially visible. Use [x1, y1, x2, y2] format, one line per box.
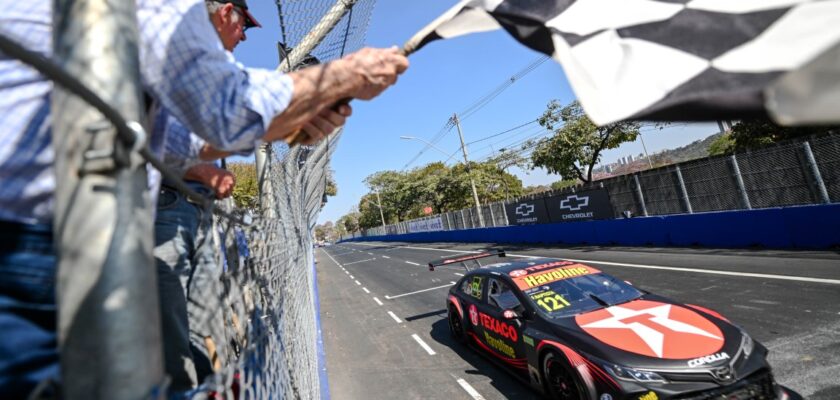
[472, 276, 529, 374]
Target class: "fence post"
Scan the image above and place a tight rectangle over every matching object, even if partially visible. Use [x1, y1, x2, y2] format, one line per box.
[730, 154, 752, 210]
[674, 165, 693, 214]
[502, 203, 510, 226]
[445, 212, 452, 230]
[488, 204, 496, 227]
[633, 174, 649, 217]
[460, 209, 467, 229]
[802, 141, 831, 203]
[52, 0, 163, 397]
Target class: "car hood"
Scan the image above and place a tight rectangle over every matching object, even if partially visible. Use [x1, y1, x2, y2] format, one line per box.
[548, 296, 749, 372]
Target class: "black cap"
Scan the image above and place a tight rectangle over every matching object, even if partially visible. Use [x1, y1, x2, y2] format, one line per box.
[214, 0, 261, 29]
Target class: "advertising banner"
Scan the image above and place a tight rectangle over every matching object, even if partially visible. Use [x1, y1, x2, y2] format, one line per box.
[504, 198, 551, 225]
[545, 188, 614, 223]
[408, 216, 444, 233]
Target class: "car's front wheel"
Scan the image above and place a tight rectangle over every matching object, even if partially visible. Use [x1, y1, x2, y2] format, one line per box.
[542, 351, 587, 400]
[448, 305, 467, 344]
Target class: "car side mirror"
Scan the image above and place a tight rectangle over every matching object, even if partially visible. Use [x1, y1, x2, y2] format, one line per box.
[503, 309, 521, 320]
[624, 280, 633, 286]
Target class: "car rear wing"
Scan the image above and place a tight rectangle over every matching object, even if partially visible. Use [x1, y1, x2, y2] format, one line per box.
[428, 250, 506, 272]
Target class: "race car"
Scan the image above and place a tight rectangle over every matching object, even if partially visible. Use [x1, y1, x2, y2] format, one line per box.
[429, 251, 798, 400]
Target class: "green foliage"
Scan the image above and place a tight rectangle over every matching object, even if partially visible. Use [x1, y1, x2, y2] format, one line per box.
[728, 119, 837, 152]
[324, 169, 338, 197]
[227, 162, 258, 209]
[707, 133, 735, 156]
[349, 160, 525, 230]
[531, 100, 641, 183]
[551, 179, 578, 191]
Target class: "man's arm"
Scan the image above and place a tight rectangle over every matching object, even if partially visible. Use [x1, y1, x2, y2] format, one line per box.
[183, 163, 236, 199]
[137, 0, 406, 151]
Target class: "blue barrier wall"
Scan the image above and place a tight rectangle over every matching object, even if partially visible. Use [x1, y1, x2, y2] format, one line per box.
[345, 204, 840, 249]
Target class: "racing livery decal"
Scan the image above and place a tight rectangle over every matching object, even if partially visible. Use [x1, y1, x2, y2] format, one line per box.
[576, 300, 724, 359]
[477, 311, 518, 342]
[469, 304, 479, 326]
[513, 264, 601, 290]
[448, 294, 463, 318]
[467, 332, 527, 370]
[687, 352, 730, 368]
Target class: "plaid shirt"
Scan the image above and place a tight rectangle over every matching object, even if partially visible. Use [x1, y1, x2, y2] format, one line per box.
[0, 0, 292, 224]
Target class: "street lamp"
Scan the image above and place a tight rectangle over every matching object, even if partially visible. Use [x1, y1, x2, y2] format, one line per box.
[401, 113, 485, 227]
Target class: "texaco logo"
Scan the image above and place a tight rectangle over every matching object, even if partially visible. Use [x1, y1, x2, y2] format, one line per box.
[509, 269, 527, 278]
[469, 304, 479, 326]
[576, 300, 724, 359]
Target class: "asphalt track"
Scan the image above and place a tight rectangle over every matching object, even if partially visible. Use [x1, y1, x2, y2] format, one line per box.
[316, 242, 840, 400]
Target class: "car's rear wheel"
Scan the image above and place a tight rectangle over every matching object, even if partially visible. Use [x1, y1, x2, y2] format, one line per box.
[542, 351, 586, 400]
[448, 305, 467, 344]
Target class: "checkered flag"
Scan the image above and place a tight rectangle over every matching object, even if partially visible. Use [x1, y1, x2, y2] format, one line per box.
[405, 0, 840, 125]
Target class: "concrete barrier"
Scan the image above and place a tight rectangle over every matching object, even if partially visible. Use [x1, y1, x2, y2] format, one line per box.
[344, 203, 840, 250]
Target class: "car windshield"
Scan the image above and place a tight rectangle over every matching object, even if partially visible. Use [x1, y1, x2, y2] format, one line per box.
[515, 267, 643, 318]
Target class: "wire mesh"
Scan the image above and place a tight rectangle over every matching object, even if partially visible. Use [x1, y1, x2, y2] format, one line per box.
[355, 134, 840, 239]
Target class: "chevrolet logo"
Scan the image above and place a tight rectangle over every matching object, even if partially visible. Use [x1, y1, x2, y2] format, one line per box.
[559, 195, 589, 211]
[515, 203, 535, 217]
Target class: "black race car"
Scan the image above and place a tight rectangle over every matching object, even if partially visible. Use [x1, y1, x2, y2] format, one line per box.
[429, 251, 798, 400]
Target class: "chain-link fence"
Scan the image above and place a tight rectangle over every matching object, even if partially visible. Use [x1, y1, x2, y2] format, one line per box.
[355, 133, 839, 237]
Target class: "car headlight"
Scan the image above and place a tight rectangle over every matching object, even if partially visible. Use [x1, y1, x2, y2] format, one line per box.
[603, 363, 667, 383]
[741, 332, 754, 358]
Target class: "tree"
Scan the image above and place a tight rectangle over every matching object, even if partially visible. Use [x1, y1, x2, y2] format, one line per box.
[728, 119, 837, 152]
[324, 169, 338, 197]
[531, 100, 641, 183]
[551, 179, 577, 191]
[708, 133, 736, 156]
[227, 162, 259, 209]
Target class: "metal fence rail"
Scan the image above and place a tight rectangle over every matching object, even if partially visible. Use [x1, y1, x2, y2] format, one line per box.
[355, 133, 840, 238]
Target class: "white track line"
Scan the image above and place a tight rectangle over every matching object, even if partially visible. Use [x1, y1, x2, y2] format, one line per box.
[382, 255, 391, 259]
[344, 270, 349, 275]
[405, 261, 421, 266]
[322, 250, 343, 267]
[373, 297, 383, 306]
[456, 378, 485, 400]
[349, 275, 354, 279]
[372, 244, 840, 285]
[368, 252, 374, 255]
[385, 283, 455, 300]
[343, 258, 376, 266]
[363, 287, 370, 294]
[387, 311, 402, 323]
[454, 273, 464, 276]
[355, 280, 361, 286]
[412, 334, 436, 355]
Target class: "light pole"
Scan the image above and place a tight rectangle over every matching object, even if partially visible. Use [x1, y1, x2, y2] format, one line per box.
[401, 116, 485, 228]
[360, 191, 387, 227]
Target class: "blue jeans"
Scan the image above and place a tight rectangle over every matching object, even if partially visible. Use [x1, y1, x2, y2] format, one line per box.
[154, 183, 225, 391]
[0, 221, 59, 399]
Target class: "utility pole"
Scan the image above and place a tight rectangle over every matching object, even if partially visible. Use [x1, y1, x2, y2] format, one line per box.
[638, 130, 654, 169]
[375, 190, 387, 227]
[452, 113, 484, 227]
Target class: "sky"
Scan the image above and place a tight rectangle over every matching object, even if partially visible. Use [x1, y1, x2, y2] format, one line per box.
[233, 0, 720, 225]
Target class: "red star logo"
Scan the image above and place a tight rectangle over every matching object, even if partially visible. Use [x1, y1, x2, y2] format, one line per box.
[469, 304, 479, 326]
[576, 300, 724, 359]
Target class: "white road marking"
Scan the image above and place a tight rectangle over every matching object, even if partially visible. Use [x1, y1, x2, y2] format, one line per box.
[371, 244, 840, 285]
[321, 250, 344, 267]
[405, 261, 421, 266]
[385, 283, 456, 300]
[454, 273, 464, 276]
[349, 275, 354, 279]
[344, 271, 349, 275]
[456, 378, 485, 400]
[373, 297, 383, 306]
[450, 281, 456, 285]
[387, 311, 403, 323]
[363, 287, 370, 294]
[355, 280, 361, 286]
[343, 258, 376, 266]
[412, 334, 436, 355]
[382, 255, 391, 259]
[368, 252, 374, 255]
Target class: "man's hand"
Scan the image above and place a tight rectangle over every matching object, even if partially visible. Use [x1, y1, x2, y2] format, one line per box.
[183, 164, 236, 199]
[298, 103, 353, 145]
[339, 47, 409, 100]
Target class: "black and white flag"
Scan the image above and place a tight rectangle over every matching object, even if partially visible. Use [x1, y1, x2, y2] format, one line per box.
[405, 0, 840, 125]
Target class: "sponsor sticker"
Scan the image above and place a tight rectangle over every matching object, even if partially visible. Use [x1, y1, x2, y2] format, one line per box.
[687, 352, 730, 368]
[483, 331, 516, 358]
[477, 311, 518, 342]
[469, 304, 479, 326]
[469, 276, 483, 299]
[638, 391, 658, 400]
[523, 335, 534, 347]
[576, 300, 724, 359]
[529, 290, 571, 313]
[509, 269, 527, 278]
[513, 265, 600, 290]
